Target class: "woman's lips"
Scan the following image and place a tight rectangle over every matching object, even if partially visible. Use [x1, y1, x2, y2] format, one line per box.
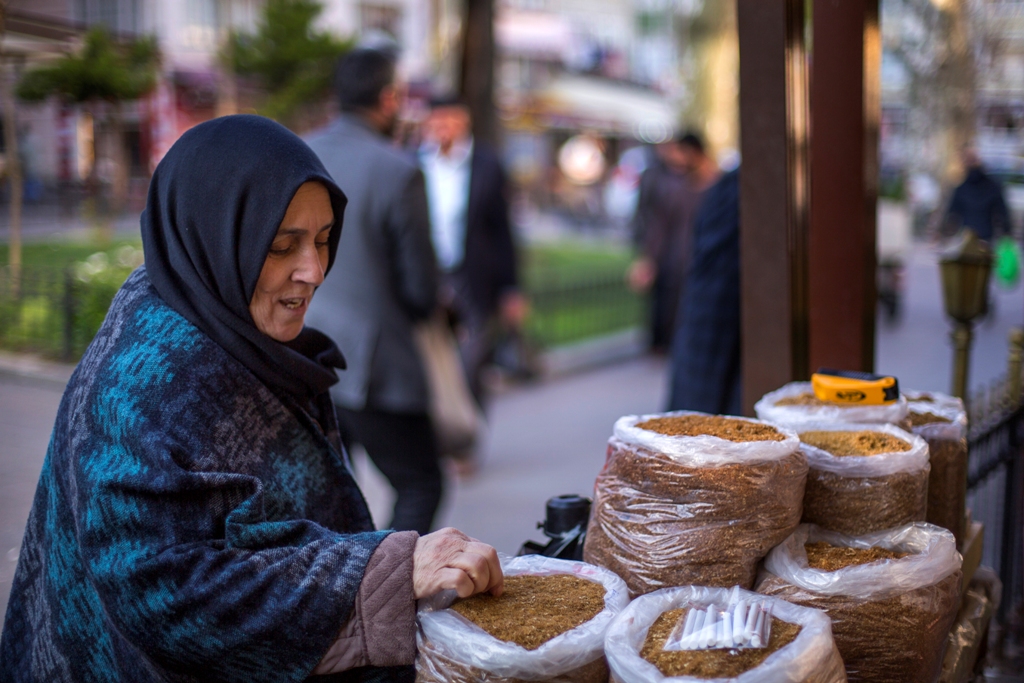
[280, 297, 307, 311]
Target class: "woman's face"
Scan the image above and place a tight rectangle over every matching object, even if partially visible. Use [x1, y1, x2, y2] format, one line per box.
[249, 182, 334, 342]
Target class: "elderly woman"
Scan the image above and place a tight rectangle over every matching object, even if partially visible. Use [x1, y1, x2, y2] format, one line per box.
[0, 116, 502, 682]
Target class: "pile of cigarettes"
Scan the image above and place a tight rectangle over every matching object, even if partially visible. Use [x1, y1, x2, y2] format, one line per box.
[663, 599, 772, 651]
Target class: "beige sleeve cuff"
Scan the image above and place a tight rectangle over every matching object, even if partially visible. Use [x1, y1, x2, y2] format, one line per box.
[312, 531, 419, 675]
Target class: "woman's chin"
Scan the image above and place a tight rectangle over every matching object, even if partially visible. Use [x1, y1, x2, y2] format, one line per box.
[264, 320, 305, 343]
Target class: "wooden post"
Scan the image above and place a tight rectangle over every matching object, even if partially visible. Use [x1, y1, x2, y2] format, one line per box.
[808, 0, 880, 373]
[460, 0, 497, 146]
[737, 0, 811, 414]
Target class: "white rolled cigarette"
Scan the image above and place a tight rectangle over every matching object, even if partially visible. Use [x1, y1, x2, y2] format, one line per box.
[733, 602, 747, 643]
[751, 604, 766, 647]
[744, 602, 759, 640]
[687, 609, 705, 648]
[722, 612, 734, 648]
[681, 608, 698, 646]
[704, 605, 718, 648]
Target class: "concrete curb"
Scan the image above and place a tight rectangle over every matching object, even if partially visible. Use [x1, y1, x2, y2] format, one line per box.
[0, 351, 75, 389]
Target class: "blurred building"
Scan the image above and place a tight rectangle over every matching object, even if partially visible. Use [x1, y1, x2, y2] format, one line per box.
[494, 0, 709, 221]
[4, 0, 443, 197]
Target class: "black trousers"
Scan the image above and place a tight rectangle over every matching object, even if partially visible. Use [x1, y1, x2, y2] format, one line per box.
[336, 406, 442, 535]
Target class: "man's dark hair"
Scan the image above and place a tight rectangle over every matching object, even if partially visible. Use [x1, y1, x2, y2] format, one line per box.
[676, 131, 705, 154]
[428, 92, 466, 110]
[335, 48, 397, 112]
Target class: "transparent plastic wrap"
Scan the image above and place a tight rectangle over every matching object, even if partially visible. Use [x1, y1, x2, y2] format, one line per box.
[795, 422, 930, 535]
[755, 382, 909, 427]
[604, 586, 847, 683]
[416, 555, 631, 682]
[757, 523, 963, 683]
[905, 390, 969, 547]
[584, 412, 807, 596]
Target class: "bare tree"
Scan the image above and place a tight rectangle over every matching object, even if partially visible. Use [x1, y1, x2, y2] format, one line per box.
[883, 0, 979, 192]
[0, 0, 23, 293]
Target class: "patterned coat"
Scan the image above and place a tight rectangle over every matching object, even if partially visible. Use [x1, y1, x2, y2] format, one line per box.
[0, 269, 393, 682]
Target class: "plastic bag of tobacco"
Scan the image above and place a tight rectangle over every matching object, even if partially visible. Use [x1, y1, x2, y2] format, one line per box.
[604, 585, 847, 683]
[904, 390, 969, 547]
[583, 411, 807, 597]
[755, 381, 910, 427]
[416, 554, 630, 683]
[757, 523, 962, 683]
[794, 422, 929, 535]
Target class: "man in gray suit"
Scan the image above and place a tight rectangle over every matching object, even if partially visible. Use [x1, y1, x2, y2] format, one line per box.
[305, 48, 441, 534]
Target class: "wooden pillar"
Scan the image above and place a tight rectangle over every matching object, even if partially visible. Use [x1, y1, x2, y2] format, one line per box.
[808, 0, 880, 373]
[737, 0, 811, 414]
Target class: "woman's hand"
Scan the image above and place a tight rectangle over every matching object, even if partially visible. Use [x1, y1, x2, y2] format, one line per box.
[412, 528, 503, 600]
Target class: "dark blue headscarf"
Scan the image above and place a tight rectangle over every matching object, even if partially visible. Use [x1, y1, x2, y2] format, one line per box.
[141, 115, 348, 401]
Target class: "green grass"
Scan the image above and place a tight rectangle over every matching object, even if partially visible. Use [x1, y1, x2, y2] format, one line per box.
[0, 239, 142, 269]
[522, 241, 634, 286]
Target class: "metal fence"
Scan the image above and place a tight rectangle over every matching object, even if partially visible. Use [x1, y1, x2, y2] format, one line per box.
[0, 264, 646, 361]
[0, 266, 78, 359]
[966, 373, 1024, 626]
[525, 271, 644, 348]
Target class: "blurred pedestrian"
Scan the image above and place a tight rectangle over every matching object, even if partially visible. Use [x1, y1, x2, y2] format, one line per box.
[628, 132, 719, 353]
[419, 94, 525, 408]
[305, 48, 442, 534]
[945, 147, 1010, 242]
[668, 167, 742, 415]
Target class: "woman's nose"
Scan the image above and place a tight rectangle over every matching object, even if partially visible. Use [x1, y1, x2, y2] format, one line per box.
[294, 244, 326, 286]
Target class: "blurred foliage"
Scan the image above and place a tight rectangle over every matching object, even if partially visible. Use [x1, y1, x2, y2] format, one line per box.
[0, 246, 141, 359]
[224, 0, 352, 124]
[879, 173, 907, 202]
[17, 28, 160, 103]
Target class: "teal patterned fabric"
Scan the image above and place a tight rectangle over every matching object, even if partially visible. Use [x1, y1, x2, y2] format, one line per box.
[0, 268, 392, 682]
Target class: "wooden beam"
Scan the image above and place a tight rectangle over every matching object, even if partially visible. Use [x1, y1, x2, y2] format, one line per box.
[808, 0, 880, 373]
[737, 0, 811, 414]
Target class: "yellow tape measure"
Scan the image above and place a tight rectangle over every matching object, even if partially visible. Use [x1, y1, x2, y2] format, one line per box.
[811, 369, 900, 405]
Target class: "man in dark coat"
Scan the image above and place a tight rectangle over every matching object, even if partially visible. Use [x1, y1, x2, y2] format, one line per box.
[420, 95, 524, 408]
[946, 148, 1010, 242]
[668, 167, 742, 415]
[628, 133, 718, 353]
[305, 49, 442, 534]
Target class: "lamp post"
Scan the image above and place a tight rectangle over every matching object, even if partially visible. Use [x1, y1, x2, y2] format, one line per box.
[939, 230, 993, 402]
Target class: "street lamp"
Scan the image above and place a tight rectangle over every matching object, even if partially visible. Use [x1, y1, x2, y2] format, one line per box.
[940, 230, 993, 401]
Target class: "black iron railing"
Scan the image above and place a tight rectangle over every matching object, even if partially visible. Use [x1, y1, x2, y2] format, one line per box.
[967, 373, 1024, 627]
[524, 271, 645, 348]
[0, 265, 647, 361]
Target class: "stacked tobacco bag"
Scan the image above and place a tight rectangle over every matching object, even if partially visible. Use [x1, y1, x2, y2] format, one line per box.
[794, 422, 930, 535]
[757, 523, 963, 683]
[583, 411, 807, 596]
[755, 381, 910, 430]
[905, 390, 969, 546]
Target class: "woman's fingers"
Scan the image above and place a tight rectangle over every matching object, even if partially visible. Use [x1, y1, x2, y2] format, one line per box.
[412, 528, 504, 600]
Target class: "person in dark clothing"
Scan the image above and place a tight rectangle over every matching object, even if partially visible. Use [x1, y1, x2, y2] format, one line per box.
[628, 132, 719, 352]
[420, 95, 524, 408]
[304, 49, 442, 534]
[946, 149, 1010, 242]
[668, 167, 742, 415]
